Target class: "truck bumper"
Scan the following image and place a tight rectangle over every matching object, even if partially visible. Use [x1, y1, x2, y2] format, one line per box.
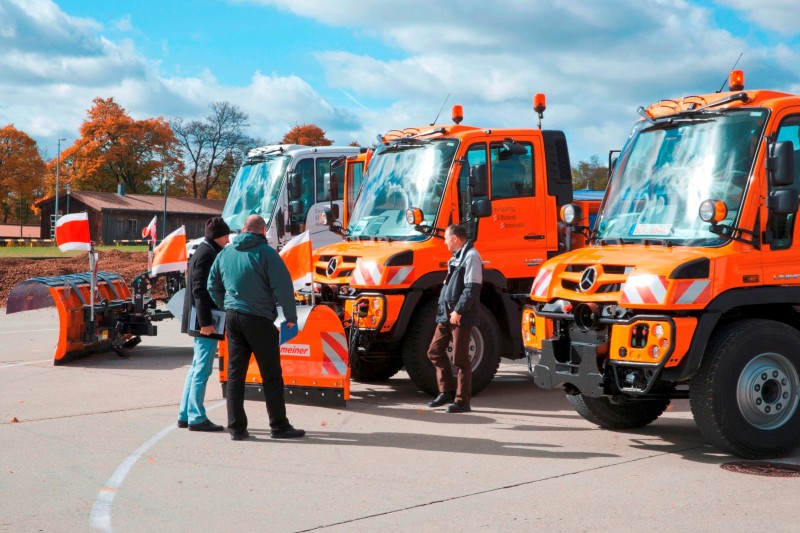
[530, 339, 606, 397]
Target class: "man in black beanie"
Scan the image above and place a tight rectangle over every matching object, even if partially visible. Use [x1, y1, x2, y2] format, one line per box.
[178, 216, 231, 431]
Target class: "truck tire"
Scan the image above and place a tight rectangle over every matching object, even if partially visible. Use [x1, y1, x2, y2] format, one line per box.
[568, 394, 670, 429]
[402, 300, 501, 396]
[689, 320, 800, 459]
[350, 354, 404, 383]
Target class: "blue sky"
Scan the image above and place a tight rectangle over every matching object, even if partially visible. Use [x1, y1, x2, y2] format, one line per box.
[2, 0, 799, 164]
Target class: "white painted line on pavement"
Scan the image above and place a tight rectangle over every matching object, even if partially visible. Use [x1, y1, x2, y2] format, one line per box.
[89, 401, 225, 532]
[0, 359, 52, 369]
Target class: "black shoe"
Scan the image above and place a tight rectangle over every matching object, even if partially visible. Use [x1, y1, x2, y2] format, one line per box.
[446, 402, 471, 413]
[271, 426, 306, 439]
[230, 430, 250, 441]
[177, 420, 188, 429]
[188, 419, 225, 432]
[428, 391, 456, 408]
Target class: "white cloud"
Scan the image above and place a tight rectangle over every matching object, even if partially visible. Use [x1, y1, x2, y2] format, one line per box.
[2, 0, 799, 165]
[253, 0, 800, 160]
[714, 0, 800, 34]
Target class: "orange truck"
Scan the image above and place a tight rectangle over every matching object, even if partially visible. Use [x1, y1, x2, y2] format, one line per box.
[524, 71, 800, 458]
[314, 98, 600, 395]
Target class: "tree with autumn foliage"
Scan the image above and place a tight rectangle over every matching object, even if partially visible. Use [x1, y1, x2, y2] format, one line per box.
[59, 97, 183, 194]
[171, 102, 255, 199]
[0, 125, 46, 224]
[281, 123, 333, 146]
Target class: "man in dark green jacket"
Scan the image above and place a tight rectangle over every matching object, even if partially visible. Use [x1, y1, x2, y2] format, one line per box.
[208, 214, 305, 441]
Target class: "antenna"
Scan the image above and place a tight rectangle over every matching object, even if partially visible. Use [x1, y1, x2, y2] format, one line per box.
[717, 52, 743, 93]
[430, 93, 451, 126]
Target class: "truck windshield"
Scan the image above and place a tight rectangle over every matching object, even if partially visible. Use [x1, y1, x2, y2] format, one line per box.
[347, 139, 458, 240]
[595, 108, 768, 246]
[221, 154, 291, 230]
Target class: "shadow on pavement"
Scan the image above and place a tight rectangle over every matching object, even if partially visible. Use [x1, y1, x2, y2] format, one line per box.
[235, 428, 620, 460]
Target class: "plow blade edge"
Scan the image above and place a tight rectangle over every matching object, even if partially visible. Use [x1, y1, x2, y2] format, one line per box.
[6, 272, 137, 364]
[218, 304, 350, 407]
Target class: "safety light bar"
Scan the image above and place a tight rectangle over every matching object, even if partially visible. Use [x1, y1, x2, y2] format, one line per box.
[452, 105, 463, 124]
[729, 70, 744, 92]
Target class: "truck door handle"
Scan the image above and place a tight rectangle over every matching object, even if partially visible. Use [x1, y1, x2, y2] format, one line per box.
[524, 234, 545, 240]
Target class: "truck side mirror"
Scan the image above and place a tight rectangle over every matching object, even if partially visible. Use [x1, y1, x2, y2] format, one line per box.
[469, 163, 489, 197]
[288, 199, 305, 217]
[471, 198, 492, 218]
[767, 189, 799, 215]
[275, 208, 285, 239]
[317, 205, 340, 226]
[324, 171, 339, 201]
[288, 172, 302, 200]
[767, 140, 795, 187]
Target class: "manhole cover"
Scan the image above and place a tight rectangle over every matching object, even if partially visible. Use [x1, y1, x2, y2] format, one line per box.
[721, 461, 800, 477]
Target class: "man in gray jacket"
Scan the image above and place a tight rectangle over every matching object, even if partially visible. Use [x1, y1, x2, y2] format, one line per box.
[426, 224, 483, 413]
[208, 214, 305, 440]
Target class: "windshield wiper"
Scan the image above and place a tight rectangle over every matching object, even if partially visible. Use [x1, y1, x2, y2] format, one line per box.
[642, 238, 673, 247]
[597, 237, 631, 246]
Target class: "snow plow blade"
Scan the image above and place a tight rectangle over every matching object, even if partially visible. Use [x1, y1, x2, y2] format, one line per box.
[6, 272, 160, 364]
[219, 304, 350, 407]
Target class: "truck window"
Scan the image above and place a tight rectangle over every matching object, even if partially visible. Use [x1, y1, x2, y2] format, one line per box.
[458, 143, 487, 222]
[293, 158, 315, 228]
[347, 161, 365, 211]
[490, 142, 534, 199]
[769, 115, 800, 249]
[315, 158, 341, 202]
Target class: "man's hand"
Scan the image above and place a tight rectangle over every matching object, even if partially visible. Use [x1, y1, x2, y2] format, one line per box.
[199, 325, 216, 335]
[285, 322, 296, 329]
[449, 311, 461, 326]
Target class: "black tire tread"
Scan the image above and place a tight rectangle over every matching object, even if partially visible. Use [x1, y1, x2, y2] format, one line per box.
[568, 394, 670, 429]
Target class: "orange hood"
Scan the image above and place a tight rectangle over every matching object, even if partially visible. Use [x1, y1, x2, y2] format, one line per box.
[313, 238, 451, 289]
[529, 244, 736, 310]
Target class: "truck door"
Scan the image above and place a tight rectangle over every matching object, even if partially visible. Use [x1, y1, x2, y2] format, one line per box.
[762, 110, 800, 283]
[473, 140, 546, 279]
[307, 157, 344, 248]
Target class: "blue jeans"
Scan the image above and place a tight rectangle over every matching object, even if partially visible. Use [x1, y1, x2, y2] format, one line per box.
[178, 336, 219, 425]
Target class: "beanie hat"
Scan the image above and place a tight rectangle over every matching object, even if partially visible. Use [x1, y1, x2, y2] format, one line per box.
[205, 217, 230, 240]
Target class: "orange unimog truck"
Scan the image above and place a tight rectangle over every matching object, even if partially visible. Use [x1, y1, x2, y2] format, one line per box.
[314, 98, 599, 396]
[523, 71, 800, 459]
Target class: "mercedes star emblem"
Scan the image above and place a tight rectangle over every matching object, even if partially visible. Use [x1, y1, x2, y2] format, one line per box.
[579, 266, 598, 293]
[326, 257, 338, 277]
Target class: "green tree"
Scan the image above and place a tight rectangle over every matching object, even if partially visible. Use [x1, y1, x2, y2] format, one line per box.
[572, 155, 609, 191]
[171, 101, 255, 199]
[0, 125, 46, 224]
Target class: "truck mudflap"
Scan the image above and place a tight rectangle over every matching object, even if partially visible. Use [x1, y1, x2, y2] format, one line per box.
[218, 304, 350, 407]
[6, 272, 145, 364]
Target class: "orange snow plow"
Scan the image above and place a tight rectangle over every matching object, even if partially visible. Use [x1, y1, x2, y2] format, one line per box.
[6, 270, 177, 364]
[218, 304, 350, 407]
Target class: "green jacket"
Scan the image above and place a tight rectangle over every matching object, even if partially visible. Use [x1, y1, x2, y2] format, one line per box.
[207, 232, 298, 323]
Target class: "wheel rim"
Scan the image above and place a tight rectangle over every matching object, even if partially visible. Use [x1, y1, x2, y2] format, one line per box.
[737, 352, 800, 430]
[445, 328, 485, 375]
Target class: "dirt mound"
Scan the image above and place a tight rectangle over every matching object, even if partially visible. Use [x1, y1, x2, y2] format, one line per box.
[0, 249, 168, 308]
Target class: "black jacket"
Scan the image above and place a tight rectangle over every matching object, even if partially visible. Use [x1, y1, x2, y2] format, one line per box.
[180, 238, 224, 333]
[436, 241, 483, 328]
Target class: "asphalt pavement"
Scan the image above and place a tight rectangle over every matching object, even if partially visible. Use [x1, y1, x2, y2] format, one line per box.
[1, 308, 799, 532]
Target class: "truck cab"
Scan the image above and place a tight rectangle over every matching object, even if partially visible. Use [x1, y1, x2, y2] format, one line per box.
[221, 144, 361, 248]
[524, 73, 800, 458]
[314, 102, 598, 395]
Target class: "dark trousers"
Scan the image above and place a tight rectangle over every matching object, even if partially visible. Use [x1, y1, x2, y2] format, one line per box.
[225, 310, 290, 433]
[427, 322, 473, 404]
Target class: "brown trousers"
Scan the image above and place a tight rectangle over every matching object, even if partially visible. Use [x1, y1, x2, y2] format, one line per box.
[427, 322, 473, 404]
